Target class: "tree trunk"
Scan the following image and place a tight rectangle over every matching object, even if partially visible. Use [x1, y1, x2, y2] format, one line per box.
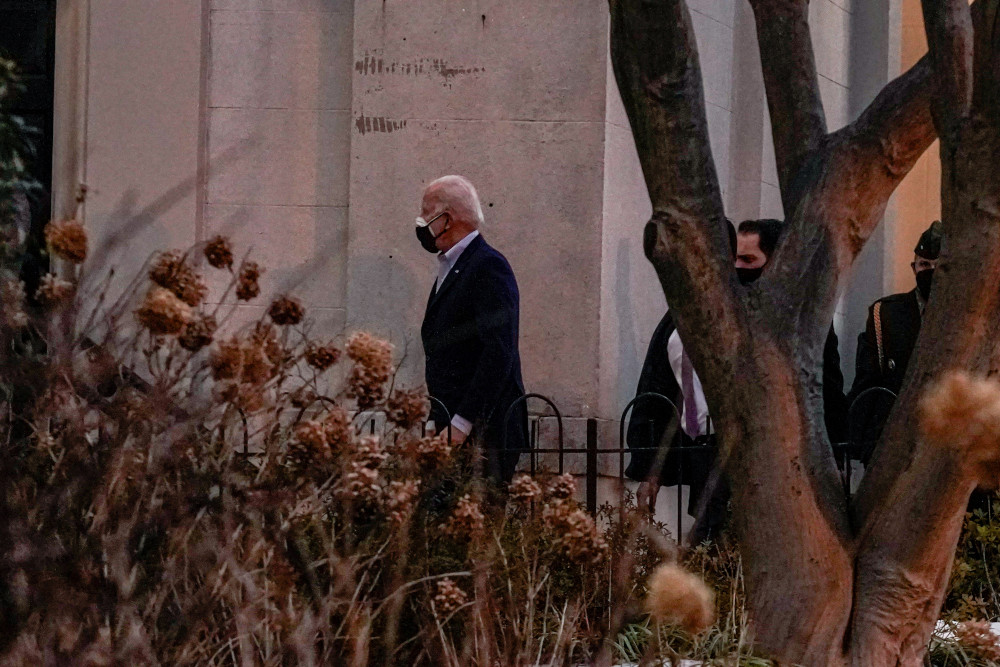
[609, 0, 1000, 664]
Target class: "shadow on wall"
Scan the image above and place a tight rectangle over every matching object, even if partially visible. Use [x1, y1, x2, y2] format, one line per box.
[615, 238, 640, 410]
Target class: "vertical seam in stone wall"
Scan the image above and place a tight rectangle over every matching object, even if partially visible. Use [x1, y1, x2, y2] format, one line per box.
[195, 0, 211, 244]
[80, 0, 92, 222]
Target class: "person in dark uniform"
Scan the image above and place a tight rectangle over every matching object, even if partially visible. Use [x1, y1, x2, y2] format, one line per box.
[416, 175, 529, 483]
[626, 218, 848, 544]
[849, 221, 941, 399]
[847, 221, 941, 460]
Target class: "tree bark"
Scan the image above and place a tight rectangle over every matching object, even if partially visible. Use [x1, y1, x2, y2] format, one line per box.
[609, 0, 1000, 664]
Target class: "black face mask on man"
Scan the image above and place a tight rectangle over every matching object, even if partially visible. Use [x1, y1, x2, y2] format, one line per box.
[415, 211, 449, 254]
[736, 266, 765, 285]
[915, 268, 935, 301]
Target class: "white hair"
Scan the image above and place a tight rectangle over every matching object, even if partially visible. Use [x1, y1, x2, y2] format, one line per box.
[425, 175, 485, 227]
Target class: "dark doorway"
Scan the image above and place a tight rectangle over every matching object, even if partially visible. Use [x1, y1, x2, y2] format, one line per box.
[1, 0, 58, 283]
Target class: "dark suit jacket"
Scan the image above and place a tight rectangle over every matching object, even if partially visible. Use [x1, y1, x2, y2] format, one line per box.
[626, 312, 848, 487]
[421, 234, 528, 482]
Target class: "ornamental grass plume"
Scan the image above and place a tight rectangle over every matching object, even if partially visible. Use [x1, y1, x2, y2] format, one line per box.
[178, 313, 216, 352]
[644, 562, 716, 634]
[149, 250, 207, 307]
[268, 295, 305, 326]
[135, 287, 191, 335]
[203, 235, 234, 270]
[44, 219, 87, 263]
[433, 578, 468, 616]
[235, 260, 262, 301]
[920, 370, 1000, 475]
[35, 273, 74, 308]
[304, 341, 341, 371]
[386, 388, 429, 429]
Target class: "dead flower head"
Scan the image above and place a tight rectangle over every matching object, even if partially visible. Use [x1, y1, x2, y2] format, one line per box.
[45, 219, 87, 263]
[336, 461, 382, 505]
[920, 370, 1000, 479]
[1, 277, 27, 328]
[149, 250, 207, 307]
[345, 332, 394, 410]
[442, 494, 485, 538]
[178, 313, 217, 352]
[542, 501, 609, 564]
[954, 620, 1000, 662]
[323, 407, 353, 450]
[135, 287, 192, 336]
[236, 261, 262, 301]
[400, 433, 453, 469]
[268, 295, 305, 326]
[287, 420, 332, 468]
[433, 578, 468, 617]
[545, 473, 577, 502]
[509, 474, 543, 506]
[210, 336, 275, 385]
[353, 435, 388, 469]
[204, 235, 234, 270]
[644, 562, 715, 634]
[35, 273, 74, 308]
[384, 479, 421, 524]
[386, 388, 429, 430]
[304, 341, 341, 371]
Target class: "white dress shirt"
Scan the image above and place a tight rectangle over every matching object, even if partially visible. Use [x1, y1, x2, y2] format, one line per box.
[432, 230, 480, 436]
[666, 329, 712, 437]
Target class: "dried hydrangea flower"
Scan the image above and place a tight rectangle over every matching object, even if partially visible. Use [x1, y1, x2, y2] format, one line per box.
[250, 322, 290, 367]
[442, 494, 485, 538]
[335, 461, 382, 504]
[288, 386, 317, 409]
[0, 277, 27, 328]
[345, 332, 394, 410]
[541, 503, 609, 565]
[644, 563, 715, 634]
[508, 474, 543, 506]
[44, 219, 87, 263]
[323, 407, 353, 449]
[384, 479, 421, 524]
[400, 433, 453, 469]
[545, 473, 577, 502]
[135, 287, 192, 335]
[35, 273, 74, 307]
[433, 578, 468, 616]
[203, 235, 234, 270]
[304, 342, 341, 371]
[236, 261, 262, 301]
[149, 250, 207, 307]
[268, 295, 305, 326]
[210, 336, 275, 385]
[954, 621, 1000, 662]
[287, 420, 332, 468]
[386, 389, 429, 430]
[178, 313, 217, 352]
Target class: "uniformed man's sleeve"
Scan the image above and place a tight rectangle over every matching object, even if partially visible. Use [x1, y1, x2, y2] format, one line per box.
[848, 304, 881, 405]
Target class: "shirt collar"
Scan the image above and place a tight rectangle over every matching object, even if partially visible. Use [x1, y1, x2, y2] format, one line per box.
[439, 230, 479, 265]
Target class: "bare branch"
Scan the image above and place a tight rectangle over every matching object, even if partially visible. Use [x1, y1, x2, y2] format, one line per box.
[609, 0, 742, 378]
[922, 0, 974, 125]
[747, 0, 827, 212]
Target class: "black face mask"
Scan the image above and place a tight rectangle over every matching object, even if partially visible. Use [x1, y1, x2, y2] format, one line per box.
[736, 267, 764, 285]
[415, 218, 449, 254]
[916, 268, 935, 301]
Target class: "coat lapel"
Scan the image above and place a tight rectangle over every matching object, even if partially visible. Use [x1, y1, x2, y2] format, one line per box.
[427, 235, 484, 310]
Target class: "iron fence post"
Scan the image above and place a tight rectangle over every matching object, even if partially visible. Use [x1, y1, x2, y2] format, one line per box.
[586, 418, 598, 514]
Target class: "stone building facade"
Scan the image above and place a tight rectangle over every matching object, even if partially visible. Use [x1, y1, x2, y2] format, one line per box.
[42, 0, 938, 442]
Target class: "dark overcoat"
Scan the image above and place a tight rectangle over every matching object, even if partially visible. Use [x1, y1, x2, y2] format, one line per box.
[421, 234, 529, 482]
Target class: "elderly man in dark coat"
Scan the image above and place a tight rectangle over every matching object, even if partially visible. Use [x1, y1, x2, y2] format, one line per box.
[416, 175, 529, 483]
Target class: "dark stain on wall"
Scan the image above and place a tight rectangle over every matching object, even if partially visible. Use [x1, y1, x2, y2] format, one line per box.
[355, 51, 484, 83]
[354, 115, 407, 135]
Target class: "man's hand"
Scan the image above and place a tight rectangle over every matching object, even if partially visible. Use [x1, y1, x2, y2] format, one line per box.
[447, 423, 469, 445]
[637, 480, 659, 514]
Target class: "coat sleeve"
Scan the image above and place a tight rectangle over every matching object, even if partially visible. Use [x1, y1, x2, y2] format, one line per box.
[848, 304, 882, 404]
[625, 314, 680, 481]
[822, 325, 849, 444]
[454, 255, 520, 425]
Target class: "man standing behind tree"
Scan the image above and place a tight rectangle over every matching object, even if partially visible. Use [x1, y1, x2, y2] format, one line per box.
[416, 175, 529, 483]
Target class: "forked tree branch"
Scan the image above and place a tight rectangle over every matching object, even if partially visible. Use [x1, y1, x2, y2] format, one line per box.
[747, 0, 827, 213]
[608, 0, 743, 380]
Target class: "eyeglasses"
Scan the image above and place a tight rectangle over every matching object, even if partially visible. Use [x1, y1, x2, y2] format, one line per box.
[415, 211, 448, 228]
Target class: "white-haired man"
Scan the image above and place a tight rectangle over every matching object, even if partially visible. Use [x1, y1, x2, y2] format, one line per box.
[415, 175, 529, 483]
